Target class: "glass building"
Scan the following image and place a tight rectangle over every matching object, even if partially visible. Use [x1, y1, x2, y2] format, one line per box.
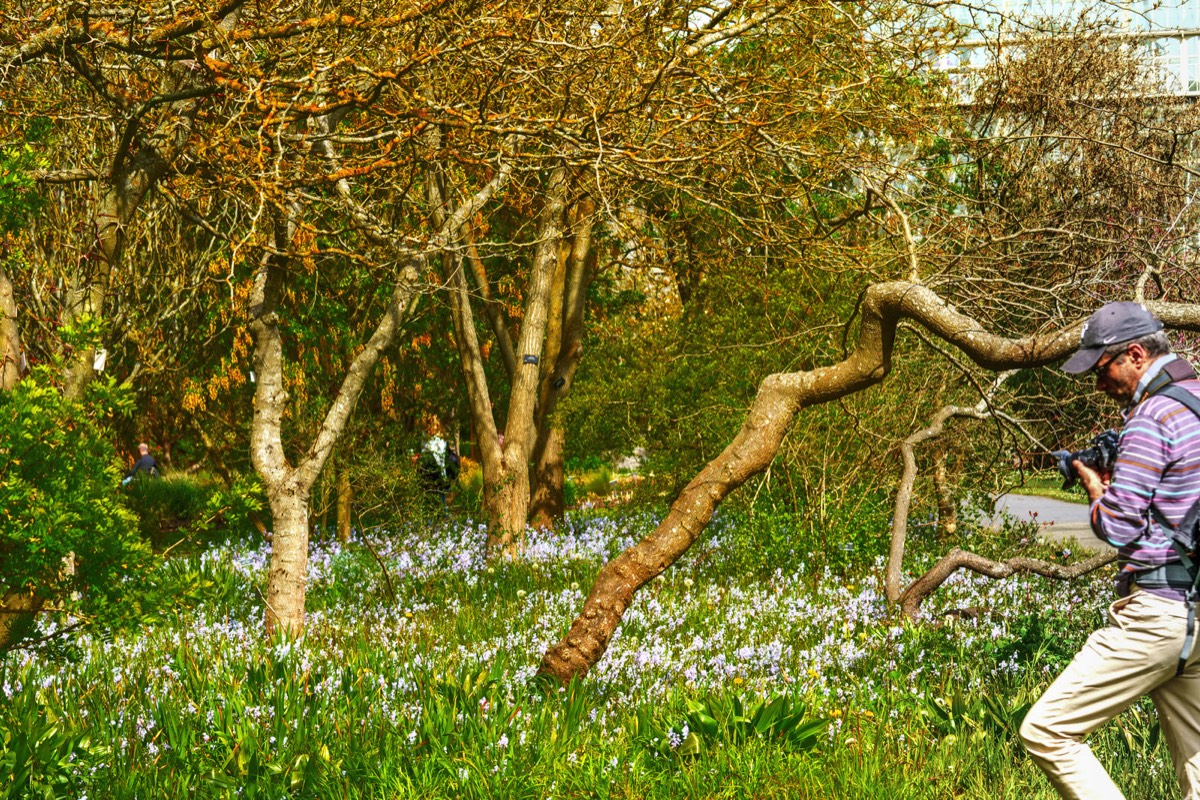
[944, 1, 1200, 95]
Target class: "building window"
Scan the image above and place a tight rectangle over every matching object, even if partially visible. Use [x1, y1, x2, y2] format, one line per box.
[1186, 37, 1200, 93]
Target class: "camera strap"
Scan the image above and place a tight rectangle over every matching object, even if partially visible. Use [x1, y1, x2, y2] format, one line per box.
[1144, 380, 1200, 675]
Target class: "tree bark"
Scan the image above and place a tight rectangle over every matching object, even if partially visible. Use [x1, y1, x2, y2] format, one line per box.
[465, 221, 517, 382]
[537, 282, 1200, 684]
[0, 267, 21, 390]
[529, 426, 565, 528]
[435, 163, 570, 556]
[246, 109, 511, 636]
[530, 196, 596, 525]
[337, 467, 352, 544]
[250, 202, 422, 636]
[263, 480, 311, 634]
[0, 590, 44, 653]
[486, 167, 569, 552]
[933, 453, 957, 538]
[55, 11, 239, 398]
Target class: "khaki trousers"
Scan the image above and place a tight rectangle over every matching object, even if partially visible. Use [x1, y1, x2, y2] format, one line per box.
[1020, 590, 1200, 800]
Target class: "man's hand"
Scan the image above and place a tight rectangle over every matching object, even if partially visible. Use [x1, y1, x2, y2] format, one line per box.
[1073, 459, 1110, 503]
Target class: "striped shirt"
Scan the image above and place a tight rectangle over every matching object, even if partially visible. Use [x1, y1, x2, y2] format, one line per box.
[1090, 362, 1200, 599]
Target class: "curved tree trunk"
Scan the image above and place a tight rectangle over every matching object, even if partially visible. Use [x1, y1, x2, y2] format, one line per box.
[884, 370, 1053, 604]
[884, 398, 997, 604]
[537, 282, 1200, 684]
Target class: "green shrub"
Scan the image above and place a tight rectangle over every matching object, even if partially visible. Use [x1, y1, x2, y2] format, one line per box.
[124, 471, 265, 552]
[454, 456, 484, 517]
[566, 465, 613, 506]
[0, 367, 152, 651]
[313, 436, 444, 530]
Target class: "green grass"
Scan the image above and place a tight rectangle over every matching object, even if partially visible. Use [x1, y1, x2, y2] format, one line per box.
[0, 509, 1178, 799]
[1005, 472, 1090, 505]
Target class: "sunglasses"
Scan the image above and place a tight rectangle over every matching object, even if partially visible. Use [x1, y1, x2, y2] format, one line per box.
[1091, 350, 1128, 377]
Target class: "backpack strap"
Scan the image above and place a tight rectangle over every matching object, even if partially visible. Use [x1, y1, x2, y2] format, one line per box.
[1144, 381, 1200, 674]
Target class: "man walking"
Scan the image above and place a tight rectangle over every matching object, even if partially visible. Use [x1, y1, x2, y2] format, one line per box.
[123, 442, 159, 483]
[1020, 301, 1200, 799]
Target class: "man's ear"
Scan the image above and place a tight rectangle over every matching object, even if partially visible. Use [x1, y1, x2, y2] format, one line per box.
[1126, 342, 1150, 366]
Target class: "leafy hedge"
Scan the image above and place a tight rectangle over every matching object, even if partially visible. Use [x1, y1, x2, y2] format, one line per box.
[0, 368, 151, 649]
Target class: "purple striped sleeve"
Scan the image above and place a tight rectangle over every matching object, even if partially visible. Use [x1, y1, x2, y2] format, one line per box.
[1091, 379, 1200, 572]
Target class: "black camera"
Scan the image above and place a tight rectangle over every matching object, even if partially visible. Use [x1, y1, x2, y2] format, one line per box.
[1052, 430, 1120, 490]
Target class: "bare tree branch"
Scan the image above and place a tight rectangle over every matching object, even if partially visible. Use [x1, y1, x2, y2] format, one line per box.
[898, 547, 1116, 621]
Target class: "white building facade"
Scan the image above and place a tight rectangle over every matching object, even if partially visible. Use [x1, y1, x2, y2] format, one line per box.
[944, 1, 1200, 95]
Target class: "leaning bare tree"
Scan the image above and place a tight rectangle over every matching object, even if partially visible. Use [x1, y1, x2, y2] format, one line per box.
[539, 286, 1200, 681]
[539, 16, 1200, 682]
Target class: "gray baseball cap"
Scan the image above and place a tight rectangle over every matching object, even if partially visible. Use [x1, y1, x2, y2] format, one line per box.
[1061, 301, 1164, 374]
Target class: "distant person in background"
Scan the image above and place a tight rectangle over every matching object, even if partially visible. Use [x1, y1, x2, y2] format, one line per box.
[122, 442, 159, 485]
[417, 434, 460, 512]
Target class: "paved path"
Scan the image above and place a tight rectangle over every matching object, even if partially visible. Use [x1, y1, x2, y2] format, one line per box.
[990, 493, 1113, 551]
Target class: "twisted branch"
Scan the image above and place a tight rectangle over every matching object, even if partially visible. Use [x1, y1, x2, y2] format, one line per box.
[898, 547, 1116, 620]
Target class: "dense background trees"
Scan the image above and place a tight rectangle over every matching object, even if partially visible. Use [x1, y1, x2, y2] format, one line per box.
[1, 0, 1199, 650]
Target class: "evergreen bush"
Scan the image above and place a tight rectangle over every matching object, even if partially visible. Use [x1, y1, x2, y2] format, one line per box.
[0, 367, 152, 651]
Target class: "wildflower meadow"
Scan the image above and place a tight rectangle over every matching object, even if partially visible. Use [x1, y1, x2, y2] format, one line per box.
[1, 509, 1179, 798]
